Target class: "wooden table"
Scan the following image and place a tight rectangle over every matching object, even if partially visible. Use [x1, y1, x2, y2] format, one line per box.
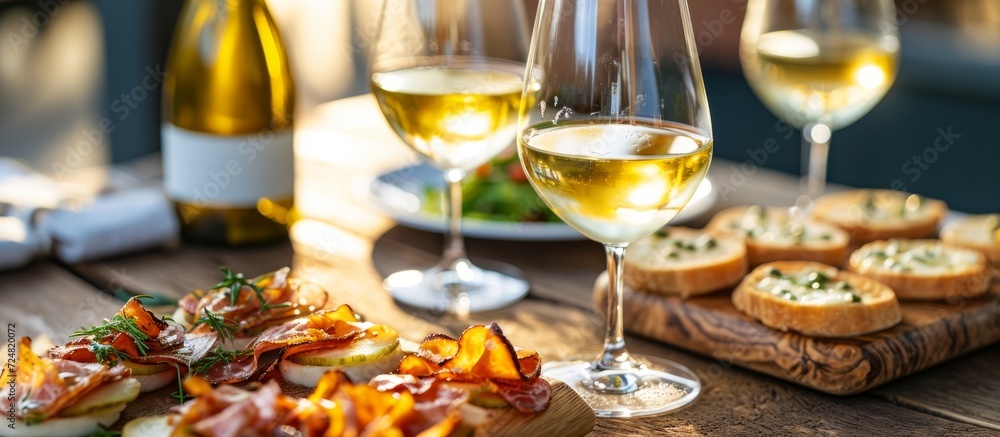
[2, 95, 997, 435]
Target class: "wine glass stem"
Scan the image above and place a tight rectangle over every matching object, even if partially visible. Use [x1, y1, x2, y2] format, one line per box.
[440, 168, 469, 269]
[598, 243, 635, 371]
[803, 122, 831, 198]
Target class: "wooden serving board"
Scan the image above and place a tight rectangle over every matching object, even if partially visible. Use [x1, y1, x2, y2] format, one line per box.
[117, 377, 594, 437]
[595, 273, 1000, 395]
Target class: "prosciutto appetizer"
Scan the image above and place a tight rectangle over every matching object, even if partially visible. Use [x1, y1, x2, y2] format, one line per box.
[48, 297, 217, 392]
[1, 338, 140, 437]
[196, 304, 403, 387]
[175, 267, 329, 350]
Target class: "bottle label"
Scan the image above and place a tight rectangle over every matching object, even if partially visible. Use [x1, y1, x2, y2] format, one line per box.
[162, 123, 294, 207]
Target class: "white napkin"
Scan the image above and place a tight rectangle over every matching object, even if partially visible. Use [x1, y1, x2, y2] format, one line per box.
[38, 188, 179, 263]
[0, 158, 65, 209]
[0, 158, 180, 268]
[0, 216, 43, 269]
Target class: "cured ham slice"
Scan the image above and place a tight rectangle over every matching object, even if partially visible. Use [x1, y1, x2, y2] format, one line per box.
[167, 378, 294, 437]
[160, 372, 463, 437]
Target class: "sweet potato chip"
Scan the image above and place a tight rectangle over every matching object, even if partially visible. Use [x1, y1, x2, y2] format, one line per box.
[395, 323, 551, 413]
[400, 323, 540, 381]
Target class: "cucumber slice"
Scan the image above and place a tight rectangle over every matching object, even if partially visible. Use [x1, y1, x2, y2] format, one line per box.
[59, 378, 140, 417]
[123, 361, 173, 376]
[122, 416, 170, 437]
[3, 407, 123, 437]
[288, 338, 400, 367]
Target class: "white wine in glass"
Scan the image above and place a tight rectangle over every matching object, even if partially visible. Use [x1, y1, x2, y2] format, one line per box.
[370, 0, 531, 317]
[371, 59, 524, 172]
[740, 0, 899, 197]
[519, 0, 713, 417]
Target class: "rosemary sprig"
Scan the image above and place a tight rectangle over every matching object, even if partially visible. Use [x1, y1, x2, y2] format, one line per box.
[168, 366, 189, 405]
[72, 314, 151, 357]
[215, 267, 266, 307]
[90, 342, 129, 366]
[261, 301, 292, 312]
[190, 346, 253, 376]
[190, 309, 238, 346]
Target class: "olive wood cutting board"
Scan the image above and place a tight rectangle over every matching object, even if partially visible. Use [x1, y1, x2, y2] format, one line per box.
[116, 377, 595, 437]
[595, 273, 1000, 395]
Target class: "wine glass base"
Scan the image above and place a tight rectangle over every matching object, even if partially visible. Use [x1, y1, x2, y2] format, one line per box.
[543, 355, 700, 417]
[384, 260, 529, 314]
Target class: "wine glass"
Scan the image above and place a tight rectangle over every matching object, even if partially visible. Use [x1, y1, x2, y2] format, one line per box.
[740, 0, 899, 198]
[519, 0, 712, 417]
[370, 0, 531, 317]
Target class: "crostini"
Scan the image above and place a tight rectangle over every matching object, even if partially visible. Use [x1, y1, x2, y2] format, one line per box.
[624, 227, 748, 298]
[1, 338, 140, 437]
[811, 189, 947, 244]
[707, 206, 850, 267]
[940, 214, 1000, 267]
[732, 261, 902, 337]
[848, 239, 991, 301]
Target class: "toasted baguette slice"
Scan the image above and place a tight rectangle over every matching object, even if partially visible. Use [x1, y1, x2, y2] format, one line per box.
[940, 214, 1000, 267]
[624, 227, 747, 298]
[811, 189, 947, 244]
[706, 206, 850, 267]
[848, 239, 991, 301]
[732, 261, 902, 337]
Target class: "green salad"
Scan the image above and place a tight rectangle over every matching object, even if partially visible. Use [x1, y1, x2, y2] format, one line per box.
[424, 153, 561, 223]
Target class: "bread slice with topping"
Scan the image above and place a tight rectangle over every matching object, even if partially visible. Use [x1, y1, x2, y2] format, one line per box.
[624, 227, 748, 298]
[732, 261, 902, 337]
[848, 239, 991, 301]
[941, 214, 1000, 268]
[811, 189, 947, 244]
[706, 206, 850, 267]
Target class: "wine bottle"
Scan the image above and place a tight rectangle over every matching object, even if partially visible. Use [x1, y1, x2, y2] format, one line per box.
[162, 0, 295, 245]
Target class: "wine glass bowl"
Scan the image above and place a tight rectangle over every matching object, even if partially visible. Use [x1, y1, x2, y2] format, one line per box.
[740, 0, 899, 196]
[518, 0, 712, 417]
[520, 120, 711, 244]
[370, 0, 531, 316]
[371, 58, 524, 172]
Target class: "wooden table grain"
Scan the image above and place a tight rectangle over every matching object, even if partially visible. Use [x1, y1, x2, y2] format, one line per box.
[1, 95, 997, 435]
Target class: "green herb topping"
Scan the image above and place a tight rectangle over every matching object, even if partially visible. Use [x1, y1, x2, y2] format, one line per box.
[190, 346, 253, 376]
[215, 267, 265, 307]
[71, 313, 151, 363]
[190, 309, 238, 345]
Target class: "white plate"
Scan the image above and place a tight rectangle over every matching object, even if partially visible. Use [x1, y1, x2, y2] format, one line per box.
[362, 163, 718, 241]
